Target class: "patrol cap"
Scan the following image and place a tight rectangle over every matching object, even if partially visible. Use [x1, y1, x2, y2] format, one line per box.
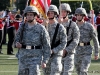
[24, 6, 39, 16]
[75, 7, 87, 16]
[48, 5, 59, 15]
[59, 3, 71, 13]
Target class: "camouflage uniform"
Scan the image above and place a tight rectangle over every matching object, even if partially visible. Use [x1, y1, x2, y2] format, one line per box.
[74, 7, 99, 75]
[61, 20, 80, 75]
[59, 3, 80, 75]
[43, 4, 67, 75]
[14, 6, 51, 75]
[43, 21, 67, 75]
[74, 22, 99, 75]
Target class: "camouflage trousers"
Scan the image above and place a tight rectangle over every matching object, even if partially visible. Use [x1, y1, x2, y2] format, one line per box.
[18, 61, 41, 75]
[61, 54, 74, 75]
[74, 54, 91, 75]
[43, 55, 62, 75]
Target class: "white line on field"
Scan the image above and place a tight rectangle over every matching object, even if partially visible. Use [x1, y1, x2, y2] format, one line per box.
[7, 56, 17, 59]
[0, 55, 15, 56]
[0, 71, 17, 72]
[9, 56, 16, 57]
[7, 58, 17, 59]
[0, 55, 17, 59]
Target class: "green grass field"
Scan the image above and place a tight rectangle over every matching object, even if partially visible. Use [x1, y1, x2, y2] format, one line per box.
[0, 44, 100, 75]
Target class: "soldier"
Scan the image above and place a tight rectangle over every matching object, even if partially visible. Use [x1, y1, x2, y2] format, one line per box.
[74, 7, 99, 75]
[59, 3, 80, 75]
[43, 5, 67, 75]
[14, 6, 51, 75]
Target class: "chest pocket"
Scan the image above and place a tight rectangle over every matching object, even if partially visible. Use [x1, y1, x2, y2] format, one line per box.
[80, 27, 90, 38]
[23, 27, 41, 44]
[31, 30, 41, 41]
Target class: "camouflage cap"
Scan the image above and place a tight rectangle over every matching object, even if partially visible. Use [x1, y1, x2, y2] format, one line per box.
[75, 7, 87, 16]
[59, 3, 71, 13]
[24, 6, 39, 15]
[48, 5, 59, 15]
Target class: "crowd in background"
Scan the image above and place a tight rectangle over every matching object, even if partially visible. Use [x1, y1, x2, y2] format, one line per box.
[0, 3, 100, 75]
[0, 9, 100, 55]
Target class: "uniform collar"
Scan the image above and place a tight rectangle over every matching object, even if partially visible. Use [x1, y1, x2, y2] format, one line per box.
[48, 21, 58, 27]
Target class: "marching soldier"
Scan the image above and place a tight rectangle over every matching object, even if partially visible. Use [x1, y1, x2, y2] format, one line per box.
[43, 5, 67, 75]
[74, 7, 99, 75]
[14, 6, 51, 75]
[59, 3, 80, 75]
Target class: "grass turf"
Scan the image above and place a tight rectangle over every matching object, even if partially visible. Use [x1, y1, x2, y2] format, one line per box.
[0, 44, 100, 75]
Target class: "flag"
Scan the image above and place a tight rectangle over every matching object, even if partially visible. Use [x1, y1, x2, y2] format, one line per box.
[30, 0, 51, 18]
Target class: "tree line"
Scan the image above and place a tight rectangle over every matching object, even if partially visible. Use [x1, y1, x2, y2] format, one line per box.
[0, 0, 100, 15]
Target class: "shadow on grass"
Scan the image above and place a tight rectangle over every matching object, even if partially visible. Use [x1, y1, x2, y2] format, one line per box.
[91, 58, 100, 63]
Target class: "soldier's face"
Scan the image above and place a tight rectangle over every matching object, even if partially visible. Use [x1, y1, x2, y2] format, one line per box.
[76, 14, 84, 21]
[26, 12, 34, 20]
[61, 10, 68, 17]
[47, 11, 55, 18]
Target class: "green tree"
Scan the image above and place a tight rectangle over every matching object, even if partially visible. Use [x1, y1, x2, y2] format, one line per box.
[15, 0, 28, 14]
[16, 0, 60, 11]
[0, 0, 10, 11]
[51, 0, 59, 7]
[92, 1, 100, 15]
[15, 0, 100, 15]
[61, 1, 100, 15]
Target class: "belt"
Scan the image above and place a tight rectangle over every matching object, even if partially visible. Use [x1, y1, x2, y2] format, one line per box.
[78, 42, 90, 46]
[22, 45, 42, 49]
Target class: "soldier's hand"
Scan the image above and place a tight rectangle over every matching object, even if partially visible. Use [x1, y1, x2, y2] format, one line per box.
[41, 62, 46, 68]
[42, 19, 48, 26]
[94, 55, 99, 60]
[58, 15, 63, 23]
[16, 42, 22, 48]
[63, 50, 67, 57]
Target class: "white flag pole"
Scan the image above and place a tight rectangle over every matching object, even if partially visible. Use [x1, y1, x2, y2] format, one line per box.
[59, 0, 62, 16]
[26, 0, 29, 6]
[44, 0, 48, 29]
[59, 0, 63, 23]
[44, 0, 47, 19]
[80, 1, 83, 8]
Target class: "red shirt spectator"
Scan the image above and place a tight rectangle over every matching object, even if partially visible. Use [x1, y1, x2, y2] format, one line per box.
[96, 12, 100, 25]
[96, 16, 100, 25]
[14, 21, 21, 31]
[0, 20, 4, 29]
